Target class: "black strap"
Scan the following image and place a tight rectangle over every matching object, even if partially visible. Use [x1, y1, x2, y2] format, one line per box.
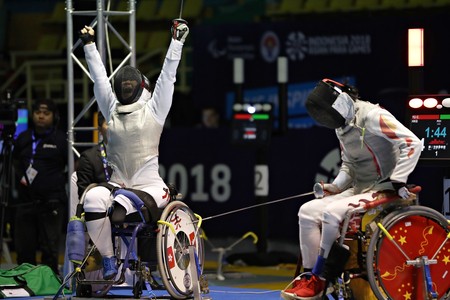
[84, 211, 108, 221]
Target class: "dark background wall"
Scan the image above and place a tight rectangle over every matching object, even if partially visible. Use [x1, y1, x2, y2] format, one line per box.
[1, 1, 450, 246]
[165, 8, 450, 242]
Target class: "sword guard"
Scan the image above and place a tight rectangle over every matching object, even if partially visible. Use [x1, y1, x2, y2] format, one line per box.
[172, 18, 188, 25]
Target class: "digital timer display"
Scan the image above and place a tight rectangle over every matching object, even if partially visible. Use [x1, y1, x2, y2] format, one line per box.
[410, 114, 450, 160]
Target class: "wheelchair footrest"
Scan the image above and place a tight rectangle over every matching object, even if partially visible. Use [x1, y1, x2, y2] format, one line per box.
[77, 271, 126, 286]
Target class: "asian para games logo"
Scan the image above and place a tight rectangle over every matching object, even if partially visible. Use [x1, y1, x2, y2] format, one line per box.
[286, 31, 308, 61]
[285, 31, 372, 61]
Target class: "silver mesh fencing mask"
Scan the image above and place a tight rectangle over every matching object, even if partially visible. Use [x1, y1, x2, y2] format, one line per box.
[113, 66, 145, 105]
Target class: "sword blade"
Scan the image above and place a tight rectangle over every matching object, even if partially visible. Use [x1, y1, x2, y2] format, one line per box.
[179, 0, 184, 19]
[201, 191, 315, 221]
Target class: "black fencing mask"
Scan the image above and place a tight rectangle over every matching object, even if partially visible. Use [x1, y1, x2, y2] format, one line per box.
[305, 80, 347, 129]
[113, 66, 144, 105]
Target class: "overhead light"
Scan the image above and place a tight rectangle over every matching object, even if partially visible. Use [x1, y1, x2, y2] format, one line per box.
[247, 105, 256, 114]
[423, 97, 438, 108]
[442, 98, 450, 108]
[408, 95, 450, 110]
[408, 28, 424, 67]
[409, 97, 423, 108]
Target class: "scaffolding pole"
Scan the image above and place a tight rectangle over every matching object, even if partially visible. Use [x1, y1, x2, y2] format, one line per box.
[66, 0, 136, 203]
[64, 0, 136, 278]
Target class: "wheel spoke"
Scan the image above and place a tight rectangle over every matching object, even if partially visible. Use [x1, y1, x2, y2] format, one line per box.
[366, 206, 450, 300]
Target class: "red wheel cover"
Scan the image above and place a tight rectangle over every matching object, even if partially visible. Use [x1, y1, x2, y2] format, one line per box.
[376, 215, 450, 299]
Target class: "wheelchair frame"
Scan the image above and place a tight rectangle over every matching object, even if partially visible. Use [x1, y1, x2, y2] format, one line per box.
[330, 186, 450, 300]
[68, 185, 209, 300]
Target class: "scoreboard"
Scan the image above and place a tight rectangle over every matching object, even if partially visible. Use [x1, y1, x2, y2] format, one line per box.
[408, 95, 450, 161]
[231, 103, 272, 147]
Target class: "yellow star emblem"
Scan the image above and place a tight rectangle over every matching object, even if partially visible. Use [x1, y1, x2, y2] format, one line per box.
[443, 255, 450, 265]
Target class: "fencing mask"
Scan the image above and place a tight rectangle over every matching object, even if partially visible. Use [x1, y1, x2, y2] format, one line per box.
[305, 79, 357, 129]
[113, 66, 145, 105]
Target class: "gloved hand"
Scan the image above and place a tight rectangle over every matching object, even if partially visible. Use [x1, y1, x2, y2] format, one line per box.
[79, 25, 95, 46]
[313, 182, 341, 199]
[392, 181, 410, 199]
[171, 18, 189, 43]
[323, 183, 341, 195]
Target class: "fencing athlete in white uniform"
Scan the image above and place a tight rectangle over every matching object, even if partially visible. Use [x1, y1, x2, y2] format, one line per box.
[282, 79, 422, 300]
[79, 20, 189, 280]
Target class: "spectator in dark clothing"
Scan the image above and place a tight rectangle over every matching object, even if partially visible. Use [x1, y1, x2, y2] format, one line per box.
[68, 112, 111, 288]
[12, 98, 68, 275]
[76, 112, 112, 199]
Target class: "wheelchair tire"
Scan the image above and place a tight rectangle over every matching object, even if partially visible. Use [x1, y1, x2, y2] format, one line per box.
[156, 201, 205, 300]
[366, 205, 450, 299]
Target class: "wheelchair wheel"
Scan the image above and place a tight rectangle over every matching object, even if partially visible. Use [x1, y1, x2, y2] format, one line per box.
[366, 205, 450, 299]
[156, 201, 205, 300]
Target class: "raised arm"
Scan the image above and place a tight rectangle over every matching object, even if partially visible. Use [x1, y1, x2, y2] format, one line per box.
[150, 19, 189, 125]
[80, 26, 116, 121]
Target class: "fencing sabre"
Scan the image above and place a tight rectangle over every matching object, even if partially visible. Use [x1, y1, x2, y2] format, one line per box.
[178, 0, 184, 19]
[201, 185, 324, 222]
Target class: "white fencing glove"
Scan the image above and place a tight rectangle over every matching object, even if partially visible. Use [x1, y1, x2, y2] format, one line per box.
[313, 182, 341, 199]
[392, 182, 411, 199]
[171, 18, 189, 43]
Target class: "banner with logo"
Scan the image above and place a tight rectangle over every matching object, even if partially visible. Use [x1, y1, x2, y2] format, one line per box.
[192, 14, 450, 121]
[224, 76, 355, 129]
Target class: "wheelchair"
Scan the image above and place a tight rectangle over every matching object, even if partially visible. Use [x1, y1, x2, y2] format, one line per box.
[69, 183, 208, 299]
[291, 186, 450, 300]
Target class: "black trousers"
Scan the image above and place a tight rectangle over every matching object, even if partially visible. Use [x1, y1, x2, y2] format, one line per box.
[14, 201, 64, 275]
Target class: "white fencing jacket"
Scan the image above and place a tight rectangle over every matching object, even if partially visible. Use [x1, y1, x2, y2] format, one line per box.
[332, 99, 422, 193]
[84, 39, 183, 188]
